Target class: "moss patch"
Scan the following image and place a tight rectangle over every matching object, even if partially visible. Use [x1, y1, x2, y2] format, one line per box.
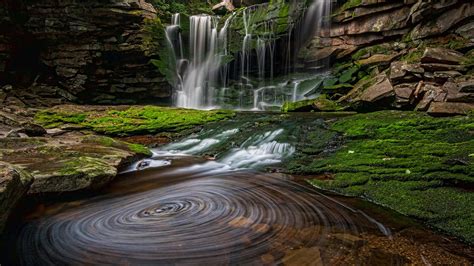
[282, 95, 346, 112]
[291, 111, 474, 243]
[35, 105, 234, 136]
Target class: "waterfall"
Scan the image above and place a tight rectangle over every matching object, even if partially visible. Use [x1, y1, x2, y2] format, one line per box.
[164, 0, 331, 111]
[294, 0, 332, 60]
[170, 14, 235, 109]
[165, 14, 185, 95]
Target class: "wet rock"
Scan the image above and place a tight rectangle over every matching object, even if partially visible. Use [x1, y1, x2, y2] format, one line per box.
[420, 48, 466, 65]
[17, 122, 47, 137]
[427, 102, 474, 116]
[5, 130, 23, 138]
[0, 162, 33, 233]
[0, 135, 150, 194]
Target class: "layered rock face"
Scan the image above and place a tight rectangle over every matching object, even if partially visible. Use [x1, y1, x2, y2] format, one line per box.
[300, 0, 474, 115]
[0, 162, 33, 233]
[0, 0, 171, 106]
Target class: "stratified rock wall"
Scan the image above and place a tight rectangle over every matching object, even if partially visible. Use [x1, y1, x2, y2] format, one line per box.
[299, 0, 474, 115]
[0, 0, 171, 106]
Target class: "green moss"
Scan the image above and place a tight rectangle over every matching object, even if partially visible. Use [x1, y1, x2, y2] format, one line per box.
[461, 49, 474, 66]
[282, 99, 315, 112]
[35, 111, 87, 128]
[446, 38, 469, 50]
[338, 66, 359, 84]
[401, 49, 424, 63]
[282, 95, 346, 112]
[299, 111, 474, 243]
[82, 135, 152, 156]
[339, 0, 362, 12]
[58, 156, 112, 177]
[35, 106, 235, 137]
[351, 44, 392, 61]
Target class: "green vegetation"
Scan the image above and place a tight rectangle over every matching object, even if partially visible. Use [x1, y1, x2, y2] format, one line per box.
[149, 0, 219, 19]
[35, 106, 234, 136]
[339, 0, 362, 13]
[351, 44, 392, 61]
[81, 135, 152, 156]
[288, 111, 474, 243]
[282, 99, 315, 112]
[401, 49, 424, 63]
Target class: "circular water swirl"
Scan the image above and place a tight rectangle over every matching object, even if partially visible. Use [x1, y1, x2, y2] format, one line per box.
[16, 171, 380, 265]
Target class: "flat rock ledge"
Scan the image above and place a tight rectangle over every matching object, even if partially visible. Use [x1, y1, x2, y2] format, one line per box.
[0, 131, 151, 233]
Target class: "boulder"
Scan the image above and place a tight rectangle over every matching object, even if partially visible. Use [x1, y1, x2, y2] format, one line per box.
[0, 162, 33, 233]
[390, 61, 424, 83]
[359, 75, 395, 103]
[349, 74, 396, 111]
[393, 83, 416, 108]
[427, 102, 474, 116]
[415, 84, 447, 111]
[420, 48, 466, 65]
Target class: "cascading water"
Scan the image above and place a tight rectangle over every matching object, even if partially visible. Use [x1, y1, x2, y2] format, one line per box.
[165, 0, 332, 110]
[177, 15, 218, 108]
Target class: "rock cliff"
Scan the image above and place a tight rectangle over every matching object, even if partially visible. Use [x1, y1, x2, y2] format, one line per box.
[298, 0, 474, 115]
[0, 0, 171, 106]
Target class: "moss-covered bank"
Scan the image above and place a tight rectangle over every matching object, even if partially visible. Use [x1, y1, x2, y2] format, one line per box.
[35, 105, 235, 136]
[288, 111, 474, 243]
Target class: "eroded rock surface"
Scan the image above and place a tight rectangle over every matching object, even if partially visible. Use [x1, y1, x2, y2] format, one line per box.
[0, 0, 170, 105]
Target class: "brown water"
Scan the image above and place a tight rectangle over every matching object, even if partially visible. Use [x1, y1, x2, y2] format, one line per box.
[6, 155, 473, 265]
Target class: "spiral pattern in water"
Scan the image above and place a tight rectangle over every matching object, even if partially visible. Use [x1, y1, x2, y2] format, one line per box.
[16, 169, 386, 265]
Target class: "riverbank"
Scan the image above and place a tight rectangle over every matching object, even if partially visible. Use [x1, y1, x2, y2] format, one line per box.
[287, 111, 474, 244]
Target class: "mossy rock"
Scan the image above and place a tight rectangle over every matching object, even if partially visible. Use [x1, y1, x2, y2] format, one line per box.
[298, 111, 474, 243]
[35, 105, 235, 136]
[0, 135, 152, 194]
[282, 95, 346, 112]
